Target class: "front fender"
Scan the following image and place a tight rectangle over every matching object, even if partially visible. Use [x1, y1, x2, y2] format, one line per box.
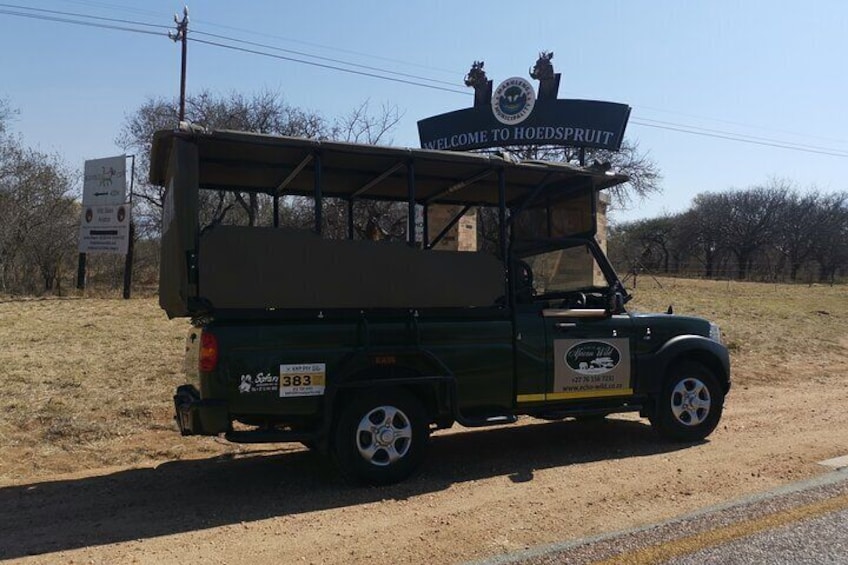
[634, 335, 731, 396]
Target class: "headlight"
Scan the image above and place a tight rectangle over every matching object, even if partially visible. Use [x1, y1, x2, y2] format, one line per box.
[709, 323, 723, 343]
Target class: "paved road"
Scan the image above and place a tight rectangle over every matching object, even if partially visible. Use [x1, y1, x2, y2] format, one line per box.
[472, 467, 848, 565]
[672, 507, 847, 564]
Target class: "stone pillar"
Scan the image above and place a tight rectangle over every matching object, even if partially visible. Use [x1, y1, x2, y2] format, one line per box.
[594, 192, 610, 285]
[428, 205, 477, 251]
[596, 192, 610, 253]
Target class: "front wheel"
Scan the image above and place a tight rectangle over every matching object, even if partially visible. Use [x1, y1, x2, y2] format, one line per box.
[651, 361, 724, 442]
[333, 388, 429, 485]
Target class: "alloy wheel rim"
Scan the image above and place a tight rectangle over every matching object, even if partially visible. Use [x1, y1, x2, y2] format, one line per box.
[670, 377, 711, 426]
[355, 405, 412, 466]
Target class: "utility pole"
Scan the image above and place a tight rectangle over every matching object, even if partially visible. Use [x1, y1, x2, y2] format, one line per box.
[169, 6, 189, 123]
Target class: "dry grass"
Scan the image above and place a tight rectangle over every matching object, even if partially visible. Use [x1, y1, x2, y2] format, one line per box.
[627, 277, 848, 385]
[0, 278, 846, 483]
[0, 297, 226, 482]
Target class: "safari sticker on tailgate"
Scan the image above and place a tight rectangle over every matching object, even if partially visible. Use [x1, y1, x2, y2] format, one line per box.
[279, 363, 326, 397]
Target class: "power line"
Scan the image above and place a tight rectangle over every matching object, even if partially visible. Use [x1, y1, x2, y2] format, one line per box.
[54, 0, 164, 19]
[0, 2, 165, 28]
[191, 30, 462, 88]
[2, 3, 847, 159]
[633, 116, 848, 156]
[0, 5, 468, 94]
[631, 103, 848, 146]
[53, 0, 460, 77]
[190, 20, 461, 78]
[629, 119, 848, 158]
[0, 6, 166, 36]
[189, 37, 468, 96]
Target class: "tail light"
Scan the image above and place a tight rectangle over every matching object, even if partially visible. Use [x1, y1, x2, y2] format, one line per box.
[199, 331, 219, 372]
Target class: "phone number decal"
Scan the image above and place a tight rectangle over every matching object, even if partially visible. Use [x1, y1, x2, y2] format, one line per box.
[279, 363, 326, 397]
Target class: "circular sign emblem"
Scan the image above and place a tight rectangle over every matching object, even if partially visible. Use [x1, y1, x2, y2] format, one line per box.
[491, 77, 536, 125]
[565, 341, 621, 375]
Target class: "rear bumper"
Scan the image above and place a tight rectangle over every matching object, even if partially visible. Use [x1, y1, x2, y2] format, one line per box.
[173, 384, 230, 436]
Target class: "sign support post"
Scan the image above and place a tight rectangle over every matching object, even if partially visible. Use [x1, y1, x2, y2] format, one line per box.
[76, 253, 86, 290]
[122, 155, 136, 299]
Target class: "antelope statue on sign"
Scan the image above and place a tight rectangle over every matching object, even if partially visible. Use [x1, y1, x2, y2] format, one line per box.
[529, 51, 561, 100]
[465, 60, 493, 109]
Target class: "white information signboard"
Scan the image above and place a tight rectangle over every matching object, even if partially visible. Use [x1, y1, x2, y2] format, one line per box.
[79, 155, 130, 255]
[78, 203, 130, 254]
[82, 156, 127, 206]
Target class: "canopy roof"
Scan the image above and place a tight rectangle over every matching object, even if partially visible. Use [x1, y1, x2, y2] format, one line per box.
[150, 127, 628, 207]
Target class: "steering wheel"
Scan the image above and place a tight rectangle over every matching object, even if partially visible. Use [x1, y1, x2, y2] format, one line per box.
[562, 291, 587, 308]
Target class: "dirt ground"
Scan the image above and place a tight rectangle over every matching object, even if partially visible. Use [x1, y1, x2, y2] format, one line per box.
[1, 280, 847, 564]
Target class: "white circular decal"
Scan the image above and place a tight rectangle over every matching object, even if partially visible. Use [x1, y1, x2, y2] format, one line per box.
[491, 77, 536, 125]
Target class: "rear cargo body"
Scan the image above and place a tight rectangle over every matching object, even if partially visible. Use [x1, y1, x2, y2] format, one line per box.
[181, 312, 515, 435]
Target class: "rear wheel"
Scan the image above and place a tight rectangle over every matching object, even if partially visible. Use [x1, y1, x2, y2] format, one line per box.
[651, 361, 724, 442]
[333, 388, 429, 485]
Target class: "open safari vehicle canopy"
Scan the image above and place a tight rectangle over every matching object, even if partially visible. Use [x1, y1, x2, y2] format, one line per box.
[150, 127, 627, 318]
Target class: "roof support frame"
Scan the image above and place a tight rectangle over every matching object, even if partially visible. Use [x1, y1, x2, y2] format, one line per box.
[406, 160, 416, 245]
[275, 153, 314, 195]
[425, 169, 494, 205]
[351, 161, 405, 198]
[498, 168, 509, 307]
[426, 204, 472, 250]
[347, 199, 355, 240]
[422, 203, 429, 248]
[313, 151, 323, 235]
[506, 173, 556, 224]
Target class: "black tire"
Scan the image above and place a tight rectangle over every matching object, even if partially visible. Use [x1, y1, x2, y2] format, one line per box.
[574, 414, 607, 423]
[651, 361, 724, 442]
[333, 388, 429, 485]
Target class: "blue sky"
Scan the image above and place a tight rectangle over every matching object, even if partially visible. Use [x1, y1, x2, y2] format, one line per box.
[1, 0, 846, 223]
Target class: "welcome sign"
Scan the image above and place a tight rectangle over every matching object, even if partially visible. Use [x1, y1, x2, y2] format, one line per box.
[417, 55, 631, 153]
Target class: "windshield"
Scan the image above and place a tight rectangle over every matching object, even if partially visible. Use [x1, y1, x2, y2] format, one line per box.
[521, 243, 609, 296]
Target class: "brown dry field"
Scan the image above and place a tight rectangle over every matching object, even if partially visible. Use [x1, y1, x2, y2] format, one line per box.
[1, 278, 847, 564]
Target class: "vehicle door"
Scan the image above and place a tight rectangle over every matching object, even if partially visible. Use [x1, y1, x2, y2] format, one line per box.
[526, 242, 635, 402]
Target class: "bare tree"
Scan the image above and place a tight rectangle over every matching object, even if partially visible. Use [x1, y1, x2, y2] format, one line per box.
[772, 189, 821, 281]
[811, 191, 848, 284]
[723, 182, 790, 279]
[498, 138, 662, 208]
[0, 97, 17, 135]
[611, 179, 848, 282]
[117, 90, 402, 236]
[684, 193, 733, 278]
[333, 100, 402, 145]
[0, 137, 77, 294]
[619, 215, 679, 273]
[117, 89, 332, 232]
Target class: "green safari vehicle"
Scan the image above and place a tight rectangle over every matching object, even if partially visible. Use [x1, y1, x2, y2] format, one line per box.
[151, 127, 730, 484]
